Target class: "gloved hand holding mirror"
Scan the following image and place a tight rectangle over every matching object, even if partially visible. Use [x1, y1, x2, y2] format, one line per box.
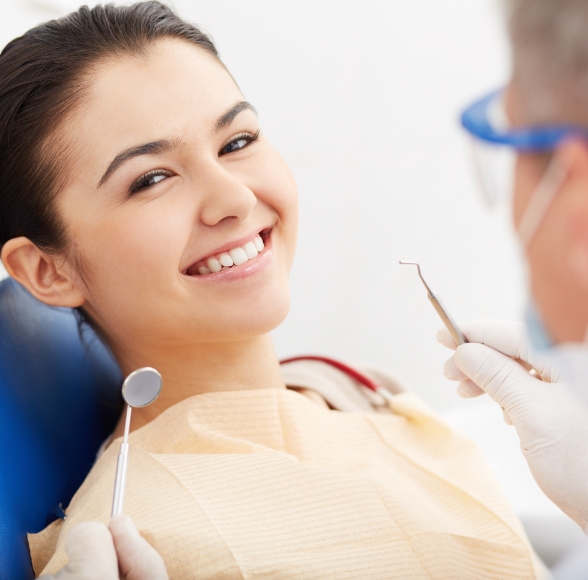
[40, 368, 168, 580]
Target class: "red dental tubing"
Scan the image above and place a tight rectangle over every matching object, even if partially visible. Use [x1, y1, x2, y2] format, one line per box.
[280, 355, 393, 402]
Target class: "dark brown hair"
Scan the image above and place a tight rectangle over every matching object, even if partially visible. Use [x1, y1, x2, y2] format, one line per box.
[0, 1, 218, 254]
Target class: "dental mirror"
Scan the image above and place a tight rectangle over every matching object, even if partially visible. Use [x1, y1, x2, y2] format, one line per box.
[122, 367, 162, 408]
[112, 367, 162, 516]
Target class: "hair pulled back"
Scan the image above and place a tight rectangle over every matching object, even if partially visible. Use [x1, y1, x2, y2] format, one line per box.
[0, 1, 217, 253]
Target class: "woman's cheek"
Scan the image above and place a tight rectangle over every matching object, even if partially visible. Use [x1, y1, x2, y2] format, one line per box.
[93, 207, 187, 291]
[253, 152, 298, 226]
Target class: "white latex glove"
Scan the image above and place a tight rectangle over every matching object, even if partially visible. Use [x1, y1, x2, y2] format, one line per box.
[39, 515, 168, 580]
[438, 320, 588, 529]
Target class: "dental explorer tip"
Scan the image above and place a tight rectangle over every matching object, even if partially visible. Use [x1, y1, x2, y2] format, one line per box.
[398, 260, 432, 294]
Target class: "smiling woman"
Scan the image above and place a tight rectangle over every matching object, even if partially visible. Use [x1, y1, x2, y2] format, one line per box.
[0, 2, 548, 579]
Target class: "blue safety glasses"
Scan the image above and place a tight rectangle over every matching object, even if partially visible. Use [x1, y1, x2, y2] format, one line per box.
[460, 89, 588, 205]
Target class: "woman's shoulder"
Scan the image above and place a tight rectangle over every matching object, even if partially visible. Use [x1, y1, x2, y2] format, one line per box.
[280, 355, 409, 413]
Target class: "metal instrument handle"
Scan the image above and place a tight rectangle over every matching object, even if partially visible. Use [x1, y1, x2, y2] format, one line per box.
[399, 260, 468, 347]
[111, 404, 132, 516]
[111, 442, 129, 516]
[429, 293, 468, 346]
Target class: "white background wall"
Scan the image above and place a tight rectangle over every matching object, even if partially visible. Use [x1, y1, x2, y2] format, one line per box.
[4, 0, 587, 569]
[3, 0, 522, 412]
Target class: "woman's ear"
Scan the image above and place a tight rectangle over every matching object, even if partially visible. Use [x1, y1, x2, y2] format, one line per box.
[0, 236, 86, 307]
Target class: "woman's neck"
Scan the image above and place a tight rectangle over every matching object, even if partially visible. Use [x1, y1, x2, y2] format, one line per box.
[110, 333, 285, 438]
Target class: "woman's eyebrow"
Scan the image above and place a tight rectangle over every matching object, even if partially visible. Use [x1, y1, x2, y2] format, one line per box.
[98, 137, 182, 187]
[214, 101, 257, 133]
[97, 102, 255, 187]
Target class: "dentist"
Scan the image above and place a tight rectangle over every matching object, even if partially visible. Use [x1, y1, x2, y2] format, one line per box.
[439, 0, 588, 531]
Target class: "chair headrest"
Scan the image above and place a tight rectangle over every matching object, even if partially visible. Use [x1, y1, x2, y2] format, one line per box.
[0, 278, 122, 578]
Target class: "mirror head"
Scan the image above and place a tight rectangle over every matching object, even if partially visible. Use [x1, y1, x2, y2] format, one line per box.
[122, 367, 162, 408]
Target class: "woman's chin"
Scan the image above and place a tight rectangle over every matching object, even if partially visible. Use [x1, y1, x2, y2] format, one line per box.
[184, 287, 291, 343]
[228, 296, 290, 340]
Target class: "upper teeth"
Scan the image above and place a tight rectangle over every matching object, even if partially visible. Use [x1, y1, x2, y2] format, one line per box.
[195, 234, 265, 276]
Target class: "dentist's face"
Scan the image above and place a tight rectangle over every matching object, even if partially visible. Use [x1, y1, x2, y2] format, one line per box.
[55, 39, 298, 356]
[507, 83, 588, 343]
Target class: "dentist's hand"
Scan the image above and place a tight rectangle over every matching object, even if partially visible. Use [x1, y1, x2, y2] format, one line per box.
[438, 320, 588, 529]
[39, 515, 168, 580]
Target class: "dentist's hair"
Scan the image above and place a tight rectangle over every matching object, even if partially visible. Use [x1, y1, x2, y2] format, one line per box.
[0, 1, 218, 253]
[504, 0, 588, 125]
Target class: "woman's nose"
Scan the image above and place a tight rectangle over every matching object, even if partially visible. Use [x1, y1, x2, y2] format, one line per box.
[198, 164, 257, 227]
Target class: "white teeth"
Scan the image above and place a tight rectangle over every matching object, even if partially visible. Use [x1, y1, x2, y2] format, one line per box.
[191, 233, 268, 275]
[219, 253, 233, 267]
[230, 247, 248, 266]
[243, 241, 258, 259]
[207, 258, 222, 273]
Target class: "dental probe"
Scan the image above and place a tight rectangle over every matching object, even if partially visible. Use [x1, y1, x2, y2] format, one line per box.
[112, 367, 162, 517]
[399, 261, 468, 346]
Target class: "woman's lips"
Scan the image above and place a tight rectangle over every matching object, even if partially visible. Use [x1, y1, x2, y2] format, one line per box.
[184, 229, 271, 277]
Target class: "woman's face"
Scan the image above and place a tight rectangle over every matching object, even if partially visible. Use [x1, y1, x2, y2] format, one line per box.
[56, 39, 298, 355]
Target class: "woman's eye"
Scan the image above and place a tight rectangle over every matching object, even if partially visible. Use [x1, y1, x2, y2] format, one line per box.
[219, 130, 260, 156]
[129, 170, 171, 194]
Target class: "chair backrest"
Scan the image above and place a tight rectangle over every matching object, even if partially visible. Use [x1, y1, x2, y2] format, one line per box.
[0, 278, 122, 579]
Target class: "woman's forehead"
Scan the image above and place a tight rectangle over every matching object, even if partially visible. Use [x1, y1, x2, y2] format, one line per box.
[76, 40, 239, 138]
[63, 39, 242, 178]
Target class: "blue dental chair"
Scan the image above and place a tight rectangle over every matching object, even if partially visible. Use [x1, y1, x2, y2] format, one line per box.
[0, 278, 123, 579]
